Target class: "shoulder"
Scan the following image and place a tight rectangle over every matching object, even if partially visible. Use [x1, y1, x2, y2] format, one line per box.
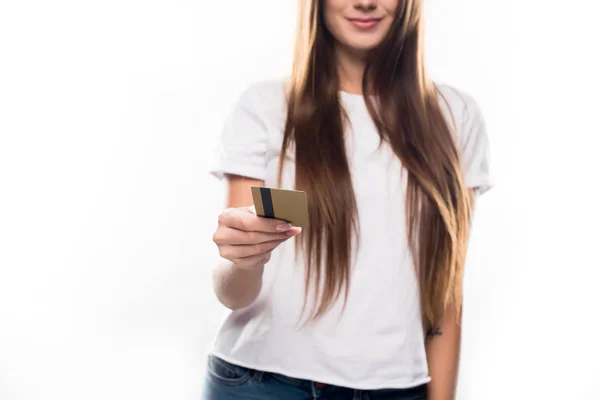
[434, 83, 492, 193]
[234, 78, 288, 111]
[433, 82, 484, 126]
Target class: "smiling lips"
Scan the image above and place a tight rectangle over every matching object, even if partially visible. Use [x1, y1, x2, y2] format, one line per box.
[347, 17, 383, 30]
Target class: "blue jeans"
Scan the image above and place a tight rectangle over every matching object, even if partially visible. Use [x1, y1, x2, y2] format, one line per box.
[202, 355, 427, 400]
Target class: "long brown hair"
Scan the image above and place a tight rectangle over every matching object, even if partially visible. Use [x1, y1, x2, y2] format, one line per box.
[278, 0, 473, 333]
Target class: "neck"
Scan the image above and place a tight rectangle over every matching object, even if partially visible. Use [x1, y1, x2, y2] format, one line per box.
[335, 45, 367, 95]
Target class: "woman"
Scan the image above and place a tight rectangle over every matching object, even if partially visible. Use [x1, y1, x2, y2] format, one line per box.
[205, 0, 492, 398]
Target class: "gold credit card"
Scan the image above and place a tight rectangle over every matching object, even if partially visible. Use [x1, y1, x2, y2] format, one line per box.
[251, 186, 308, 228]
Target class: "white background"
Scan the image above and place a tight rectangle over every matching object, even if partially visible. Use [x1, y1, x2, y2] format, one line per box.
[1, 0, 599, 399]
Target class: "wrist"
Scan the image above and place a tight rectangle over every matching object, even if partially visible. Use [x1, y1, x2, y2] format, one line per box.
[231, 262, 264, 281]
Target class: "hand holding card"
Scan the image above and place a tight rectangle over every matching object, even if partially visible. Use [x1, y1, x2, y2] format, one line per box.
[213, 204, 301, 271]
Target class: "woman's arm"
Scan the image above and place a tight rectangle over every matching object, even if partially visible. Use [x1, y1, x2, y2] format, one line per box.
[212, 175, 266, 310]
[425, 189, 476, 399]
[211, 174, 301, 310]
[424, 302, 462, 400]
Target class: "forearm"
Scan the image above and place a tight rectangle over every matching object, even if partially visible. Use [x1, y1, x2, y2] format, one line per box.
[425, 305, 462, 400]
[212, 260, 264, 310]
[425, 189, 475, 398]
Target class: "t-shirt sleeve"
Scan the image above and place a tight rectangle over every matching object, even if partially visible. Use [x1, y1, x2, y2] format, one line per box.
[209, 86, 268, 181]
[459, 95, 493, 195]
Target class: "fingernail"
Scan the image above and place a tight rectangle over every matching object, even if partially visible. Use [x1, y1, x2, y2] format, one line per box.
[276, 223, 292, 231]
[287, 227, 302, 235]
[249, 205, 256, 214]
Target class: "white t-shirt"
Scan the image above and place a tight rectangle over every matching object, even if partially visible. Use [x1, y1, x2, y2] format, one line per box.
[208, 79, 492, 390]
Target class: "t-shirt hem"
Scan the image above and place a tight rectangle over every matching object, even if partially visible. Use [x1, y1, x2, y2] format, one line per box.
[207, 350, 432, 391]
[466, 177, 493, 196]
[209, 162, 266, 181]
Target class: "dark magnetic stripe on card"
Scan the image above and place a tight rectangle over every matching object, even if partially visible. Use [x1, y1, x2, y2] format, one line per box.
[260, 187, 275, 218]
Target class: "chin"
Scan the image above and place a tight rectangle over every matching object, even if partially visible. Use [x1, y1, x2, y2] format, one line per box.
[341, 33, 386, 50]
[345, 40, 383, 53]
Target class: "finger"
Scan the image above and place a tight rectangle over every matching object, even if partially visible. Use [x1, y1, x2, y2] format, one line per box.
[286, 226, 302, 236]
[219, 238, 288, 260]
[213, 226, 292, 245]
[219, 208, 292, 233]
